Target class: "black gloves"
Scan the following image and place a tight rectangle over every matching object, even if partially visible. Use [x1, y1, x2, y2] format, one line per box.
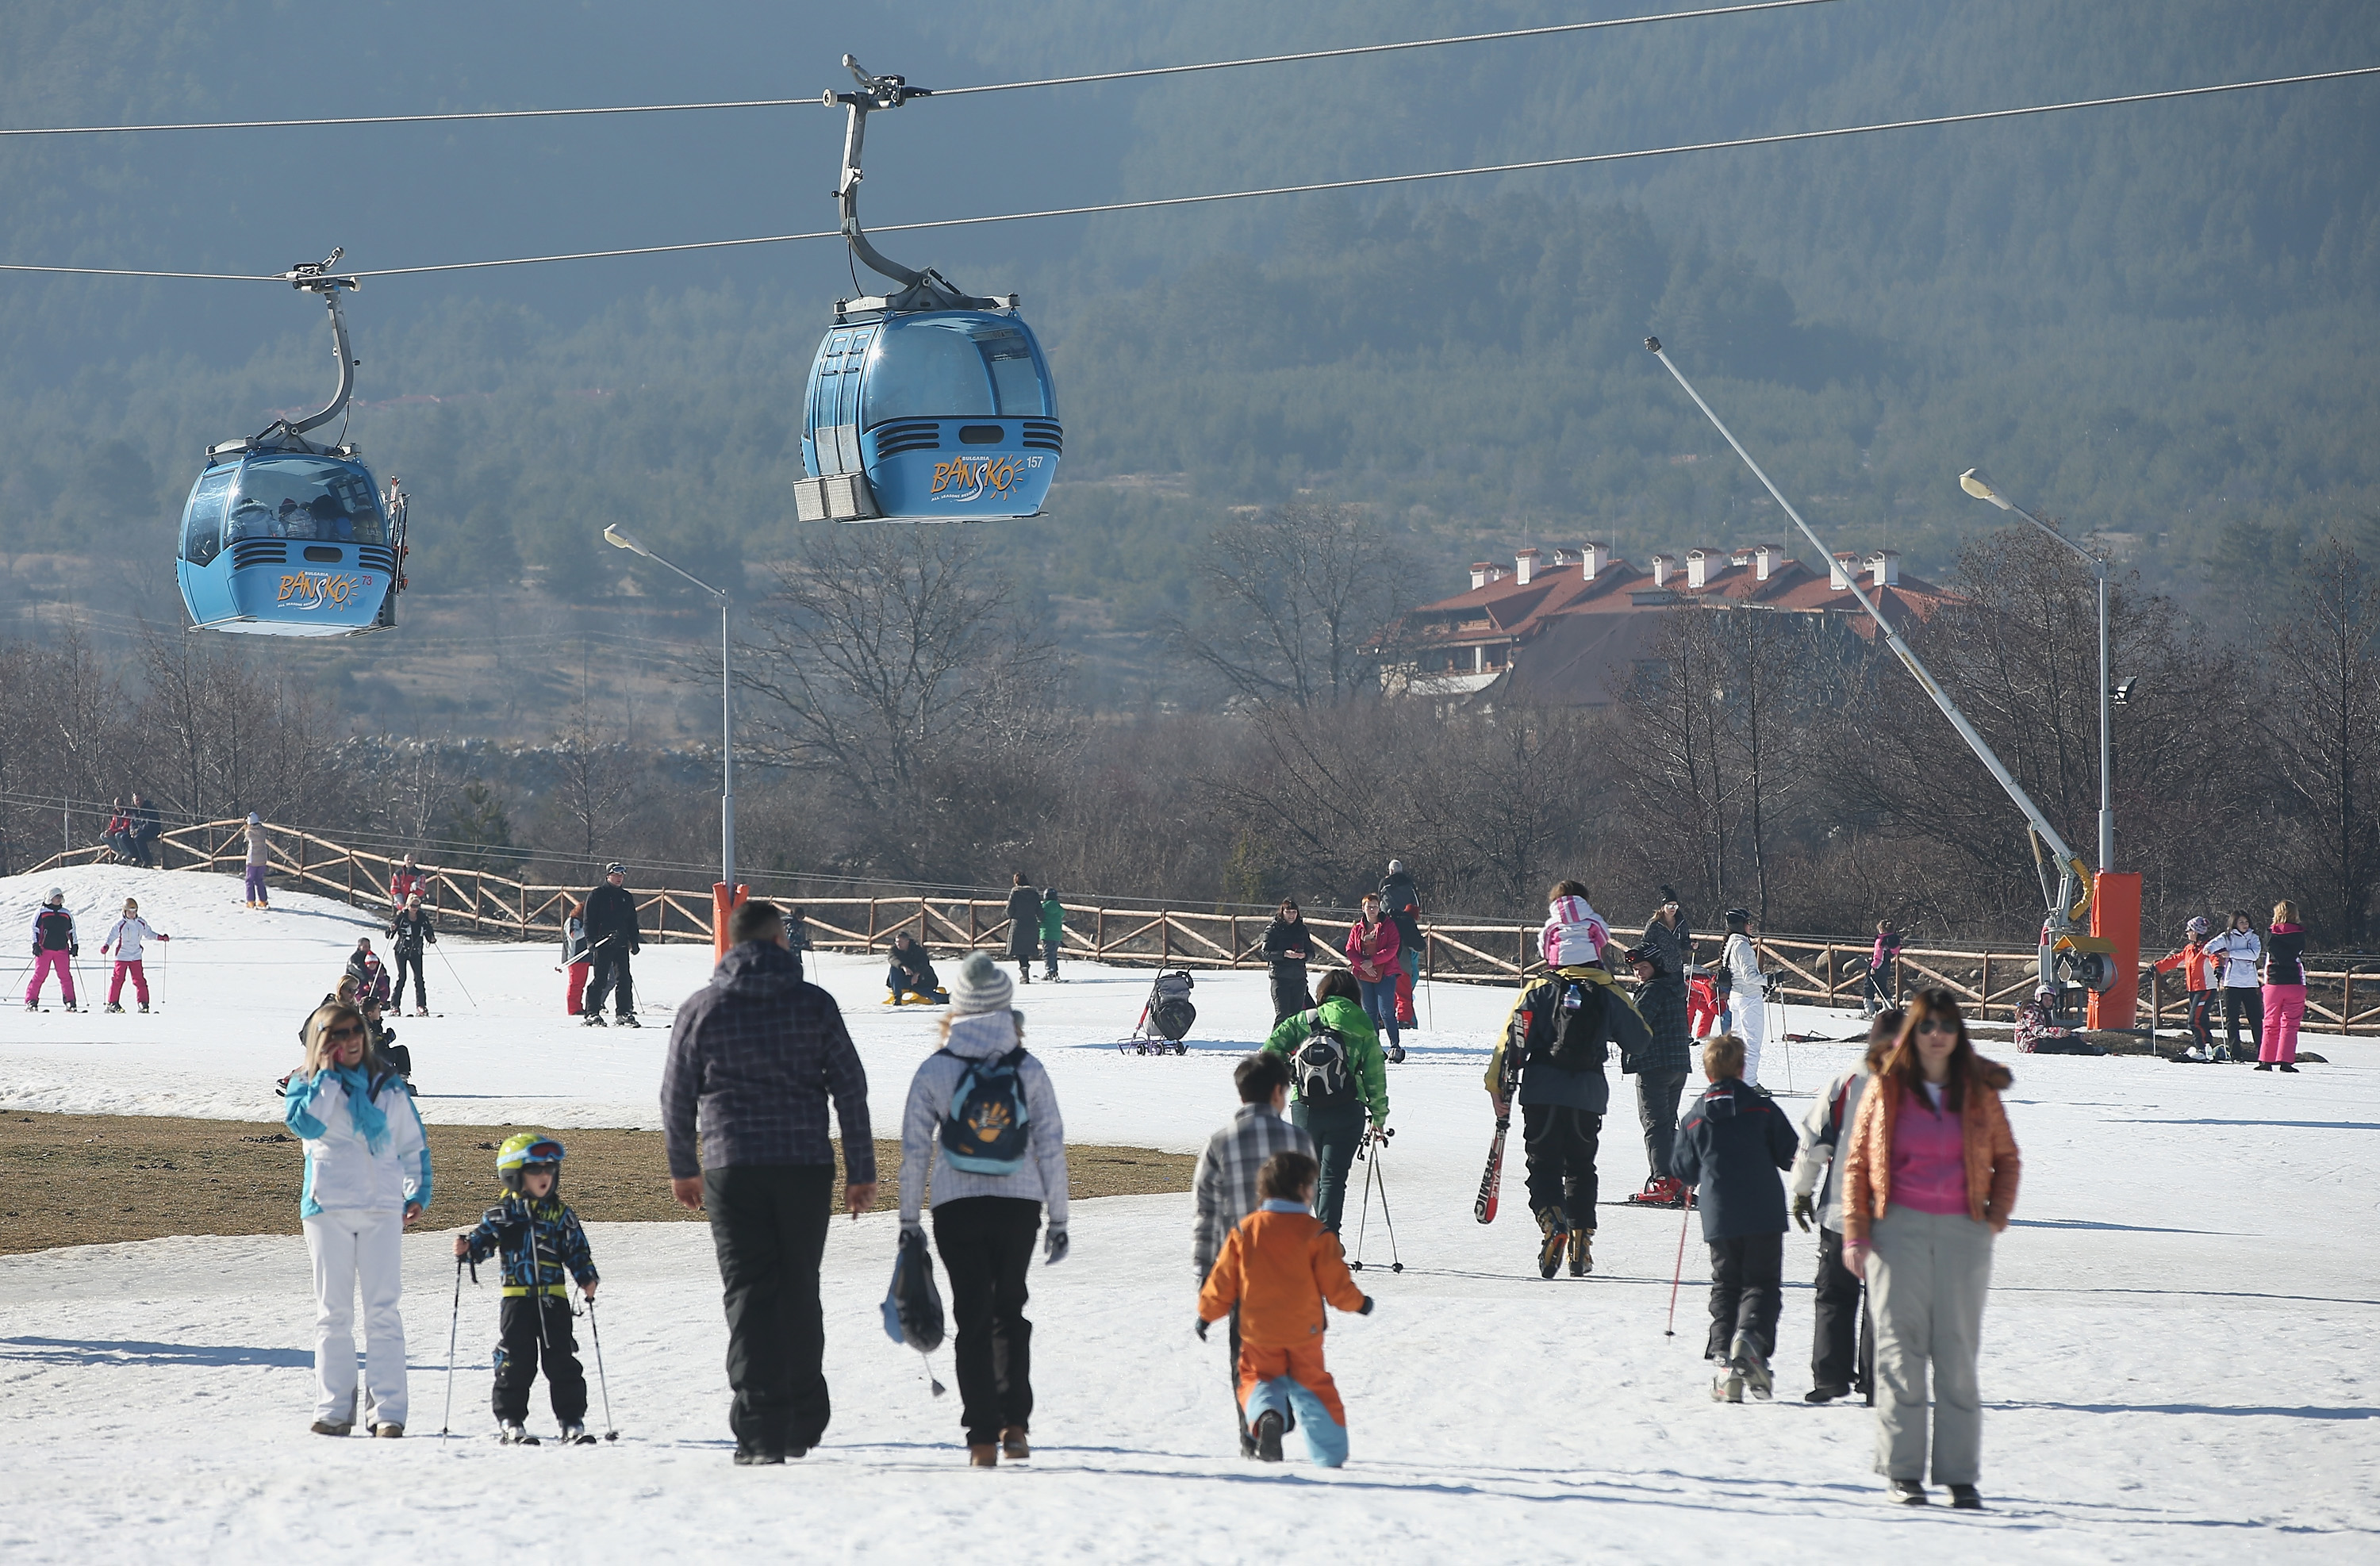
[1194, 1318, 1211, 1341]
[1043, 1227, 1069, 1265]
[1360, 1295, 1376, 1316]
[1791, 1193, 1814, 1233]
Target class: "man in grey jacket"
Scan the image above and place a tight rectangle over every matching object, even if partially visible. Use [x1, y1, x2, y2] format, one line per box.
[660, 899, 875, 1464]
[1192, 1052, 1315, 1457]
[1787, 1008, 1898, 1403]
[900, 951, 1069, 1467]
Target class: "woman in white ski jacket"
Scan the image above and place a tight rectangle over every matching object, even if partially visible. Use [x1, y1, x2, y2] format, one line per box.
[897, 952, 1069, 1466]
[98, 897, 170, 1013]
[1721, 909, 1769, 1083]
[284, 1001, 432, 1437]
[2203, 910, 2263, 1064]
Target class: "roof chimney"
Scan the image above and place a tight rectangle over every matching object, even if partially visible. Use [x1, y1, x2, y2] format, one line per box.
[1753, 543, 1787, 581]
[1470, 562, 1491, 590]
[1867, 550, 1901, 587]
[1829, 552, 1856, 591]
[1686, 547, 1720, 590]
[1581, 540, 1607, 580]
[1515, 547, 1539, 586]
[1650, 553, 1675, 588]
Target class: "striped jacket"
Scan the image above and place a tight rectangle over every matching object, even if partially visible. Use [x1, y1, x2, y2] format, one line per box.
[1192, 1103, 1316, 1279]
[460, 1192, 599, 1297]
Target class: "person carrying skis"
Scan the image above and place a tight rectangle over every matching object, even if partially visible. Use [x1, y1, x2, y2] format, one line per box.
[1626, 885, 1697, 1208]
[1261, 969, 1389, 1234]
[1261, 900, 1314, 1022]
[560, 900, 592, 1016]
[1672, 1031, 1800, 1403]
[1482, 882, 1647, 1278]
[582, 862, 641, 1027]
[1789, 1007, 1899, 1405]
[1038, 887, 1065, 981]
[1343, 892, 1406, 1063]
[25, 888, 79, 1012]
[1196, 1150, 1375, 1468]
[1718, 908, 1773, 1083]
[286, 1000, 431, 1437]
[2150, 916, 2221, 1061]
[884, 931, 946, 1005]
[243, 812, 271, 908]
[1003, 871, 1040, 986]
[98, 896, 170, 1013]
[2204, 909, 2263, 1063]
[897, 951, 1071, 1467]
[454, 1134, 601, 1445]
[1378, 859, 1423, 1027]
[1192, 1053, 1316, 1457]
[387, 893, 436, 1017]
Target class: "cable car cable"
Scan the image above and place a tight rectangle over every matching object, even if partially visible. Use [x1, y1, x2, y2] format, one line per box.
[5, 63, 2371, 286]
[0, 0, 1840, 137]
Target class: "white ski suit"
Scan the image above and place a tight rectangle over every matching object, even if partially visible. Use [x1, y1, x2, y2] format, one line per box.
[1722, 931, 1768, 1083]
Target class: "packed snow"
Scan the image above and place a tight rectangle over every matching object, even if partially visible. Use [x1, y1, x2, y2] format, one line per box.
[3, 862, 2376, 1560]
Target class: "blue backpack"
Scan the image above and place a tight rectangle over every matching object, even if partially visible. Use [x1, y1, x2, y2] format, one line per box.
[939, 1046, 1033, 1175]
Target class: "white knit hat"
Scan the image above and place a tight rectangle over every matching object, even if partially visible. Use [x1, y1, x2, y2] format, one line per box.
[949, 951, 1015, 1015]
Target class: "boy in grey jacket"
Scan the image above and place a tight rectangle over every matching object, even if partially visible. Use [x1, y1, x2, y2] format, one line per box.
[899, 952, 1069, 1467]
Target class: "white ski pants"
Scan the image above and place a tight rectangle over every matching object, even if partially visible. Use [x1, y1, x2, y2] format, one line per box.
[305, 1207, 408, 1428]
[1733, 996, 1766, 1085]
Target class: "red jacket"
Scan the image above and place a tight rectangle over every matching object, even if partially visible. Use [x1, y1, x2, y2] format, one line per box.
[390, 867, 427, 904]
[2152, 938, 2217, 992]
[1345, 917, 1401, 983]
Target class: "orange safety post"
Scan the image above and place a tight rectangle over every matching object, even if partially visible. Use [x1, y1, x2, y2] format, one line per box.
[2087, 871, 2142, 1031]
[713, 882, 749, 964]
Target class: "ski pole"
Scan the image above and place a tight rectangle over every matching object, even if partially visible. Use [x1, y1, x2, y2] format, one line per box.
[435, 940, 478, 1009]
[585, 1295, 620, 1439]
[1664, 1200, 1691, 1338]
[1349, 1138, 1378, 1271]
[1371, 1130, 1403, 1272]
[440, 1255, 464, 1440]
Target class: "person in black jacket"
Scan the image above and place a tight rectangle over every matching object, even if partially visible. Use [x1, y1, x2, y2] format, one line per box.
[387, 894, 437, 1016]
[129, 793, 163, 867]
[1261, 900, 1315, 1022]
[1672, 1031, 1801, 1403]
[1379, 861, 1423, 1025]
[583, 862, 642, 1027]
[1625, 885, 1698, 1207]
[1003, 872, 1040, 986]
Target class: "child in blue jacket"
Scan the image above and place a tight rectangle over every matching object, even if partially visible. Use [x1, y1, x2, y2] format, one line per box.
[1672, 1031, 1800, 1403]
[455, 1134, 600, 1444]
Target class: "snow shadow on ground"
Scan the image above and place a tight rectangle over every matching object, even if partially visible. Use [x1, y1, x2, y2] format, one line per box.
[2, 1336, 312, 1368]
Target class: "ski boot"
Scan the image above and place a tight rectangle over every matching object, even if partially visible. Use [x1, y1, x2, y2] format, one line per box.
[1710, 1363, 1745, 1403]
[1567, 1226, 1594, 1276]
[138, 1003, 149, 1014]
[1252, 1409, 1285, 1463]
[616, 1013, 641, 1028]
[102, 1002, 123, 1014]
[1534, 1207, 1570, 1280]
[63, 1001, 79, 1013]
[583, 1014, 607, 1027]
[559, 1422, 591, 1445]
[22, 1000, 36, 1013]
[1730, 1331, 1774, 1401]
[1626, 1176, 1686, 1209]
[499, 1422, 539, 1445]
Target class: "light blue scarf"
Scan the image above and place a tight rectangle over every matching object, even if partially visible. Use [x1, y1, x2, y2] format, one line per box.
[331, 1062, 390, 1154]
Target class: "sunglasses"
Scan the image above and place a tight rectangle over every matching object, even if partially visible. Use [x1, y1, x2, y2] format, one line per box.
[1916, 1018, 1957, 1036]
[326, 1023, 366, 1042]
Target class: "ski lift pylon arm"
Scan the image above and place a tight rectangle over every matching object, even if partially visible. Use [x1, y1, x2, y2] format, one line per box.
[271, 248, 360, 439]
[1643, 337, 2094, 933]
[820, 56, 1004, 312]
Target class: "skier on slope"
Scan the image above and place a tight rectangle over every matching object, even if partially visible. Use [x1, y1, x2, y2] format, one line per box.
[1480, 882, 1649, 1278]
[582, 862, 641, 1027]
[1625, 885, 1697, 1209]
[98, 896, 170, 1013]
[25, 888, 79, 1012]
[386, 893, 436, 1016]
[454, 1134, 601, 1445]
[1718, 908, 1773, 1084]
[1378, 859, 1423, 1027]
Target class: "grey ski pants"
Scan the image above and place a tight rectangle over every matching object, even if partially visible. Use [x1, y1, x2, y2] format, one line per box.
[1864, 1205, 1995, 1484]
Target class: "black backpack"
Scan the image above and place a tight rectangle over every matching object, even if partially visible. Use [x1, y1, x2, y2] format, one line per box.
[1291, 1010, 1357, 1106]
[937, 1046, 1033, 1175]
[1538, 978, 1610, 1073]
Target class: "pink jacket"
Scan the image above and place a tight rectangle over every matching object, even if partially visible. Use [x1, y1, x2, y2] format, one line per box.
[1540, 896, 1610, 969]
[1345, 916, 1401, 983]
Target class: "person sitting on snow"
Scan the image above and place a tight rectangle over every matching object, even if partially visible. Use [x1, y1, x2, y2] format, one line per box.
[2013, 988, 2077, 1054]
[884, 931, 946, 1005]
[1196, 1150, 1374, 1468]
[455, 1134, 601, 1445]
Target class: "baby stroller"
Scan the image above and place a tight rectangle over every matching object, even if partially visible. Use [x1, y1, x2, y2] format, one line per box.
[1119, 969, 1196, 1055]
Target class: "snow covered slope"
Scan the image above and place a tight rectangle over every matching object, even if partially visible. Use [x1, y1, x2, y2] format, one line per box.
[3, 864, 2377, 1560]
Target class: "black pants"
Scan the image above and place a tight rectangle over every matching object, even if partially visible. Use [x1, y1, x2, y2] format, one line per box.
[1706, 1231, 1784, 1362]
[393, 951, 428, 1011]
[1041, 938, 1061, 979]
[1522, 1103, 1600, 1226]
[2221, 986, 2263, 1057]
[933, 1196, 1041, 1447]
[1812, 1226, 1875, 1395]
[2186, 990, 2217, 1053]
[1269, 964, 1311, 1023]
[1635, 1069, 1687, 1183]
[492, 1292, 587, 1423]
[704, 1164, 835, 1454]
[587, 946, 635, 1018]
[1293, 1098, 1367, 1233]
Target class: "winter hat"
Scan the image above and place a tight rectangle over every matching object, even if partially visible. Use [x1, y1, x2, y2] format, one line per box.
[45, 887, 63, 904]
[1657, 884, 1681, 906]
[247, 812, 260, 824]
[605, 862, 627, 877]
[2186, 915, 2211, 938]
[1724, 908, 1752, 931]
[948, 951, 1014, 1015]
[1387, 858, 1404, 874]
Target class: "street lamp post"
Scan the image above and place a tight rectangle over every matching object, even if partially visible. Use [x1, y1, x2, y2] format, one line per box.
[1959, 468, 2115, 873]
[603, 525, 735, 897]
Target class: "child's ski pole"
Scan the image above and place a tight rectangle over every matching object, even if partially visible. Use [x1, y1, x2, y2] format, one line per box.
[584, 1295, 620, 1440]
[440, 1256, 464, 1440]
[1664, 1200, 1691, 1338]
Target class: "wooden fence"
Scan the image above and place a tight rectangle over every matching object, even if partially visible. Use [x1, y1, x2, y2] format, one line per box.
[33, 823, 2380, 1033]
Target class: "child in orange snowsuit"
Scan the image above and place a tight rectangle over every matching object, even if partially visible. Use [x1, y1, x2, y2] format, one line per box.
[1196, 1150, 1373, 1467]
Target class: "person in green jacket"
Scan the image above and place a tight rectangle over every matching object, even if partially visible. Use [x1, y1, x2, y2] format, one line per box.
[1038, 889, 1065, 982]
[1261, 969, 1390, 1233]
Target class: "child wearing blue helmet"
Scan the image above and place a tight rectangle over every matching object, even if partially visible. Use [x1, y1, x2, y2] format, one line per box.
[455, 1133, 601, 1444]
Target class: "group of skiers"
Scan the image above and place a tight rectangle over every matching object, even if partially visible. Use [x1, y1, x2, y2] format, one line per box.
[2148, 904, 2313, 1068]
[23, 886, 171, 1012]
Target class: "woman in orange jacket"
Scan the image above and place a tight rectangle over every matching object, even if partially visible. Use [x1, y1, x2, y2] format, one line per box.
[1196, 1150, 1373, 1466]
[1840, 988, 2020, 1510]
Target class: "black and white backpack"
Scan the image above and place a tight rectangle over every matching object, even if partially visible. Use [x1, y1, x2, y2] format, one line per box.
[1291, 1010, 1357, 1106]
[939, 1046, 1033, 1175]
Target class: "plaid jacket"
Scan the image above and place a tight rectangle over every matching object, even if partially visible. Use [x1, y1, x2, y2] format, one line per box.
[660, 941, 875, 1183]
[1191, 1103, 1315, 1278]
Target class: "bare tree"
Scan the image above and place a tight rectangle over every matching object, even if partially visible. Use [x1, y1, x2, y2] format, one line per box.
[543, 693, 643, 864]
[2258, 539, 2380, 942]
[1170, 502, 1419, 709]
[1618, 608, 1734, 908]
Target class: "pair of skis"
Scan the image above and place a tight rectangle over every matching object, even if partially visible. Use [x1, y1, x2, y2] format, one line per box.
[1475, 1052, 1521, 1223]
